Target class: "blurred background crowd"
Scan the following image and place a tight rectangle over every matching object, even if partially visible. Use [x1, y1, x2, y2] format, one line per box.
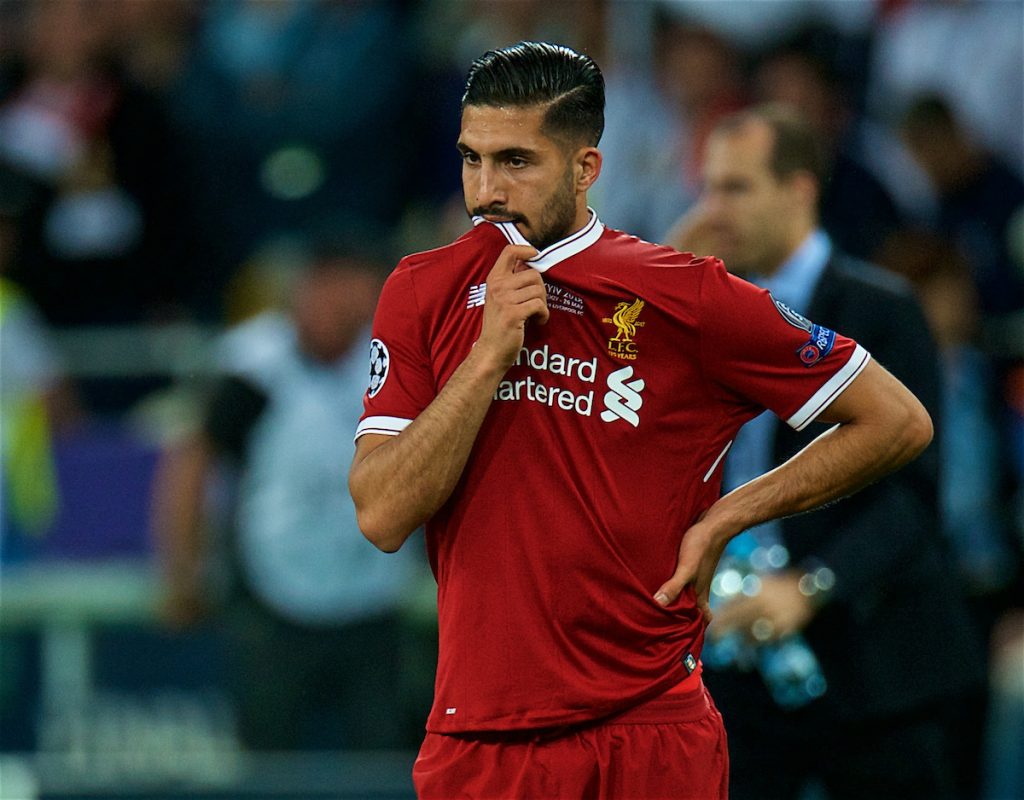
[0, 1, 1020, 798]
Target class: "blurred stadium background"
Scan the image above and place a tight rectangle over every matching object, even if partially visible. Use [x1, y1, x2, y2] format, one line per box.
[0, 1, 1021, 798]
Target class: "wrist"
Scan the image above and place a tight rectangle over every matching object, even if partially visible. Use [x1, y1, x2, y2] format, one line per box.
[466, 338, 516, 381]
[698, 498, 748, 546]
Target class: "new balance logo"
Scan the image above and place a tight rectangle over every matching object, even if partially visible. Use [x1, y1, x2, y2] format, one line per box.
[601, 366, 645, 427]
[467, 283, 487, 308]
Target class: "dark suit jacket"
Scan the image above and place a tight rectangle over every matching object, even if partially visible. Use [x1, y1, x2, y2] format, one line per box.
[767, 253, 985, 721]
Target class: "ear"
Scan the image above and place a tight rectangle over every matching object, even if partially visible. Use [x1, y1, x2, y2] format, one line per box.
[790, 170, 819, 211]
[573, 147, 603, 192]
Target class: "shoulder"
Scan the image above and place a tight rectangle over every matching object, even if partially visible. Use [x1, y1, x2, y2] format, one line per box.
[393, 224, 504, 279]
[204, 374, 270, 458]
[600, 226, 723, 277]
[381, 225, 504, 314]
[215, 311, 295, 382]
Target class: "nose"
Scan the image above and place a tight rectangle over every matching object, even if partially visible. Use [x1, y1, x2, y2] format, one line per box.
[701, 191, 733, 228]
[476, 163, 508, 208]
[700, 188, 723, 216]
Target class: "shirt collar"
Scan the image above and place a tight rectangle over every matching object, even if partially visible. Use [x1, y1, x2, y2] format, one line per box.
[751, 229, 832, 312]
[472, 208, 605, 273]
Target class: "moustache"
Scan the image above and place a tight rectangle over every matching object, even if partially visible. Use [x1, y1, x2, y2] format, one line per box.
[471, 206, 528, 225]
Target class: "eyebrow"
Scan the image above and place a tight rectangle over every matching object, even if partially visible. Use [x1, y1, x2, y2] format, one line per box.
[456, 143, 538, 160]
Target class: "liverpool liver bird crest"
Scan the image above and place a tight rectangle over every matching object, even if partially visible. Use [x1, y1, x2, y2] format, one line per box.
[603, 298, 646, 342]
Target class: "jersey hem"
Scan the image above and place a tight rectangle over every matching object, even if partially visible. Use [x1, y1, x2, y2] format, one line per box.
[354, 415, 412, 440]
[424, 666, 690, 735]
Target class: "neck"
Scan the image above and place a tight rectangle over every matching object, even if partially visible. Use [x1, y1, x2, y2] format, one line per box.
[755, 224, 811, 277]
[569, 202, 593, 237]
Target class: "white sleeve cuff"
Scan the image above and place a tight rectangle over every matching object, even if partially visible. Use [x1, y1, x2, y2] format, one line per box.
[355, 415, 413, 440]
[786, 345, 871, 431]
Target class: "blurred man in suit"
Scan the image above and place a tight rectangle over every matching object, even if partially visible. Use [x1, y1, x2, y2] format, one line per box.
[669, 104, 985, 800]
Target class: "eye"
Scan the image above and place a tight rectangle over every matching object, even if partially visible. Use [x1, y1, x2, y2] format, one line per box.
[723, 179, 750, 195]
[461, 150, 480, 166]
[507, 156, 528, 168]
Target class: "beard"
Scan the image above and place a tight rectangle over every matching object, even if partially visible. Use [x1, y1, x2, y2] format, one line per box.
[530, 168, 577, 251]
[470, 167, 578, 252]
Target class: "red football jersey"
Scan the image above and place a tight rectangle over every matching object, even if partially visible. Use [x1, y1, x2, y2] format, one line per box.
[358, 213, 869, 733]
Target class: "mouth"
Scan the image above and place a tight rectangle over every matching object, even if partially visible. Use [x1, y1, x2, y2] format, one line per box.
[473, 207, 526, 225]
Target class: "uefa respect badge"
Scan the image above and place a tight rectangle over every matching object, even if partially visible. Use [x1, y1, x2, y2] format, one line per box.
[796, 324, 836, 367]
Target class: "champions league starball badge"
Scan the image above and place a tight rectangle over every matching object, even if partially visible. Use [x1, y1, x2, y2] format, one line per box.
[770, 295, 835, 367]
[771, 296, 813, 332]
[368, 338, 390, 397]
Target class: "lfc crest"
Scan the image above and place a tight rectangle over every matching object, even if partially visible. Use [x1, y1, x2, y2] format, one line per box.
[602, 298, 645, 360]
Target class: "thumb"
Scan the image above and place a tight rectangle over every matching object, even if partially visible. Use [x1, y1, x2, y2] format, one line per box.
[654, 574, 713, 623]
[653, 568, 691, 608]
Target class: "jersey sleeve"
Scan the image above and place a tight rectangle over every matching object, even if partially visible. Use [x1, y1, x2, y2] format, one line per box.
[699, 259, 870, 431]
[355, 264, 436, 439]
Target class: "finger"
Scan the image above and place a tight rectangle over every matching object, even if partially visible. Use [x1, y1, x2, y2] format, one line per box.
[653, 568, 691, 607]
[499, 282, 548, 323]
[500, 282, 547, 307]
[498, 269, 546, 292]
[529, 296, 550, 326]
[491, 245, 539, 277]
[698, 597, 713, 625]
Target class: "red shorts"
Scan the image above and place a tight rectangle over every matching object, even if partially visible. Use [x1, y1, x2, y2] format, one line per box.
[413, 683, 729, 800]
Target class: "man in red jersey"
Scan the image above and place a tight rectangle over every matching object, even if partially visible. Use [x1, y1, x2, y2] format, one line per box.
[349, 42, 933, 800]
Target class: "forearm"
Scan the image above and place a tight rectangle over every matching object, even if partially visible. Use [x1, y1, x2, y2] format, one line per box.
[654, 360, 932, 613]
[706, 406, 930, 540]
[151, 435, 212, 623]
[350, 346, 508, 551]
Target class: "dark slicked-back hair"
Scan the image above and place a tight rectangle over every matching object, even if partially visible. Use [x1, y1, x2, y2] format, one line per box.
[462, 41, 605, 148]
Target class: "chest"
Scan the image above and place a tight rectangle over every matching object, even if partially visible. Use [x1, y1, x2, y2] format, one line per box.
[246, 360, 362, 481]
[427, 269, 709, 436]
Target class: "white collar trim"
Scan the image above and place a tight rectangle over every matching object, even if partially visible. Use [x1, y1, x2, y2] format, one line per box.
[472, 208, 604, 273]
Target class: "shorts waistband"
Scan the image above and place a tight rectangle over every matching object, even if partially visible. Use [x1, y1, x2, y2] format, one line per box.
[665, 661, 703, 695]
[603, 680, 711, 725]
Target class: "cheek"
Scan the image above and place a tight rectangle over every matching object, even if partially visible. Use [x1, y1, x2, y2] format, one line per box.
[543, 170, 575, 211]
[503, 180, 538, 218]
[732, 193, 775, 233]
[462, 166, 479, 196]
